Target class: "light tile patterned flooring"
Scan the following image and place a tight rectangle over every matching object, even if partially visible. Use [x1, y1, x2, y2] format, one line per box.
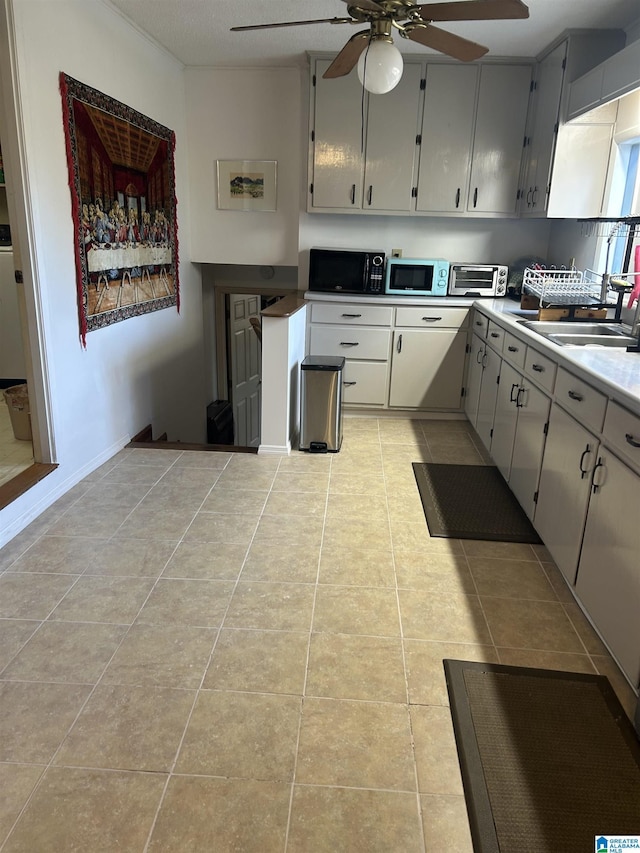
[0, 401, 33, 489]
[0, 417, 636, 851]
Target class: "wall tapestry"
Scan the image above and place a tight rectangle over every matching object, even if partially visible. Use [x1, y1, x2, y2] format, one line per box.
[59, 73, 179, 346]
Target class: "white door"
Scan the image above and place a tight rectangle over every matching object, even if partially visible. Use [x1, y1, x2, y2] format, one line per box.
[464, 333, 485, 428]
[389, 328, 466, 410]
[533, 403, 598, 584]
[364, 63, 422, 212]
[311, 60, 365, 210]
[228, 293, 261, 448]
[469, 64, 532, 214]
[509, 380, 551, 520]
[475, 344, 501, 452]
[576, 451, 640, 687]
[490, 361, 521, 480]
[416, 64, 477, 213]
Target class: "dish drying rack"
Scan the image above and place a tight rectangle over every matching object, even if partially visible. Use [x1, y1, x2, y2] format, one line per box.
[522, 268, 609, 308]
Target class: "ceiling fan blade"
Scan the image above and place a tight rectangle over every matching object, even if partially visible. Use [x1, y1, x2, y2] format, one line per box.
[338, 0, 386, 12]
[231, 17, 354, 32]
[403, 23, 488, 61]
[416, 0, 529, 22]
[323, 31, 371, 78]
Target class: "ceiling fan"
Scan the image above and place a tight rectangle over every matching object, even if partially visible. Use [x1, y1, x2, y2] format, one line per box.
[231, 0, 530, 93]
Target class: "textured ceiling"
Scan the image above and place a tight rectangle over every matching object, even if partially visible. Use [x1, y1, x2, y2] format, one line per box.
[106, 0, 640, 67]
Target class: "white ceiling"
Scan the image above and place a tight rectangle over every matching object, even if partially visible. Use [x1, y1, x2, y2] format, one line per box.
[106, 0, 640, 67]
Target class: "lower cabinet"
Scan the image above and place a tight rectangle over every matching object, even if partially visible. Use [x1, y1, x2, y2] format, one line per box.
[464, 332, 486, 428]
[575, 450, 640, 688]
[490, 360, 521, 479]
[533, 403, 599, 584]
[389, 328, 467, 409]
[475, 343, 501, 453]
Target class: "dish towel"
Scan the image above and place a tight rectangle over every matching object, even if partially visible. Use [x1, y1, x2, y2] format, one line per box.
[628, 244, 640, 309]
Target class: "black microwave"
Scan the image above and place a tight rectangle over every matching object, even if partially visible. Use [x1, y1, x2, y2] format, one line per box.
[308, 248, 385, 294]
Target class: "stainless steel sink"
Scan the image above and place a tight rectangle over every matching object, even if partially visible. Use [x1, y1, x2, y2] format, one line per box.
[518, 320, 636, 347]
[547, 334, 637, 348]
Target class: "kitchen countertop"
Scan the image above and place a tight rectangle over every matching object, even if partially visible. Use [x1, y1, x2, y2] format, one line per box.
[304, 290, 640, 418]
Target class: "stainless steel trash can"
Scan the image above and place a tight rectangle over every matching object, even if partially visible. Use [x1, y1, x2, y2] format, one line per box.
[299, 356, 345, 452]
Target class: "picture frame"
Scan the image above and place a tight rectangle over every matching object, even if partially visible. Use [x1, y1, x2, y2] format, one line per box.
[216, 160, 277, 212]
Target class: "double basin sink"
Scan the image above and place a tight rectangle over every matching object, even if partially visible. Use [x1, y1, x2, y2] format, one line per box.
[518, 320, 638, 348]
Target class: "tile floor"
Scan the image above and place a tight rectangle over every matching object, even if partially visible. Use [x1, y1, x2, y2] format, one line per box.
[0, 417, 636, 852]
[0, 400, 33, 489]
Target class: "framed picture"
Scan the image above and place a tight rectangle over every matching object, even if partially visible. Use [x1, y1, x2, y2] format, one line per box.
[216, 160, 277, 211]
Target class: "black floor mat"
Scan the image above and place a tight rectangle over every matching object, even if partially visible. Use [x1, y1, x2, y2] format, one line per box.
[412, 462, 541, 543]
[444, 659, 640, 853]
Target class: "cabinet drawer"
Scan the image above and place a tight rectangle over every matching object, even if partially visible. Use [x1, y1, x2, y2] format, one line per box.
[309, 325, 391, 361]
[471, 312, 489, 337]
[394, 306, 469, 329]
[524, 347, 557, 393]
[555, 368, 607, 432]
[343, 361, 388, 406]
[310, 303, 393, 326]
[602, 401, 640, 472]
[487, 321, 505, 350]
[502, 332, 526, 368]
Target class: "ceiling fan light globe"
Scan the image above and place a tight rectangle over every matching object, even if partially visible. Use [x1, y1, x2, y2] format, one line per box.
[357, 40, 403, 94]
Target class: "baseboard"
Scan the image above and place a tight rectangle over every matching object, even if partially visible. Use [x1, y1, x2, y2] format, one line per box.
[258, 443, 292, 456]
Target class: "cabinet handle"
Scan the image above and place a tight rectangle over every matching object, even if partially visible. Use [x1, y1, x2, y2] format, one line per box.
[507, 345, 519, 353]
[490, 332, 500, 338]
[625, 433, 640, 448]
[350, 184, 356, 205]
[516, 387, 525, 408]
[422, 316, 442, 322]
[532, 186, 538, 206]
[341, 313, 362, 318]
[510, 382, 519, 403]
[367, 185, 373, 205]
[455, 188, 460, 208]
[568, 390, 584, 402]
[531, 363, 545, 372]
[579, 444, 592, 479]
[476, 347, 484, 364]
[340, 341, 359, 347]
[343, 381, 357, 387]
[397, 334, 402, 354]
[526, 188, 533, 207]
[591, 457, 605, 493]
[481, 352, 488, 368]
[473, 187, 478, 208]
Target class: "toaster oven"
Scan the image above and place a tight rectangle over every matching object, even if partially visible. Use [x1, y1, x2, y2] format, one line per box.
[448, 264, 508, 297]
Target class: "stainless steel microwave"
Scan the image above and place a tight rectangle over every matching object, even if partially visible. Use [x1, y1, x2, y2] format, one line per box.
[308, 248, 385, 294]
[448, 264, 508, 297]
[384, 258, 450, 297]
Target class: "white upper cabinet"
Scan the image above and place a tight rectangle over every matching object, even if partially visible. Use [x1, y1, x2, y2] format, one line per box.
[309, 60, 421, 212]
[568, 37, 640, 120]
[468, 64, 532, 215]
[416, 64, 477, 213]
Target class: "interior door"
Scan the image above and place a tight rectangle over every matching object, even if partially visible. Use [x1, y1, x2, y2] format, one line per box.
[228, 293, 261, 447]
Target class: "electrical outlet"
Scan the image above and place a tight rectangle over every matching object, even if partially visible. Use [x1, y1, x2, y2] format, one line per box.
[391, 248, 402, 258]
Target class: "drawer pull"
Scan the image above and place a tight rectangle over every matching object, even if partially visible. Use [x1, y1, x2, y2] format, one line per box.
[531, 363, 545, 372]
[625, 433, 640, 448]
[568, 390, 583, 402]
[475, 320, 483, 327]
[507, 345, 519, 353]
[343, 381, 357, 387]
[422, 316, 442, 322]
[341, 313, 362, 318]
[490, 332, 500, 338]
[340, 341, 359, 347]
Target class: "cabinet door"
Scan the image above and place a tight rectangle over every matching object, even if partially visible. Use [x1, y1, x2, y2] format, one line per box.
[469, 64, 532, 214]
[464, 333, 485, 428]
[534, 404, 598, 584]
[311, 61, 365, 209]
[416, 64, 477, 213]
[547, 121, 614, 218]
[509, 380, 551, 521]
[475, 344, 501, 453]
[490, 361, 521, 480]
[523, 42, 567, 214]
[364, 64, 422, 211]
[576, 451, 640, 688]
[389, 329, 466, 409]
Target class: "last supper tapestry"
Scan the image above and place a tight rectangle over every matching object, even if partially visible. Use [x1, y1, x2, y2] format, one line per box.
[60, 73, 179, 345]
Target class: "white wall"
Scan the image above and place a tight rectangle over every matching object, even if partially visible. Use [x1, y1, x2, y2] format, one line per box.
[0, 0, 206, 545]
[184, 68, 301, 266]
